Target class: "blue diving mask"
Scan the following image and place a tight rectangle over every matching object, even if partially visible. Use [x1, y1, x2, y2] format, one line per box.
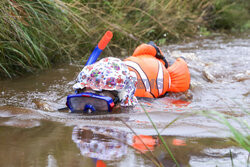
[66, 92, 117, 113]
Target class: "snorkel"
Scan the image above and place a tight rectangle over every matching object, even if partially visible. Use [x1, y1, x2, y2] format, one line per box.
[67, 31, 113, 113]
[85, 31, 113, 66]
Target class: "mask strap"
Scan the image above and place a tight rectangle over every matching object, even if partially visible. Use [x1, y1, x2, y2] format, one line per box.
[113, 96, 120, 104]
[148, 41, 169, 69]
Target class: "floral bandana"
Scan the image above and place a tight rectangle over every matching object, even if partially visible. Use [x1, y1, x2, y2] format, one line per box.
[73, 57, 138, 106]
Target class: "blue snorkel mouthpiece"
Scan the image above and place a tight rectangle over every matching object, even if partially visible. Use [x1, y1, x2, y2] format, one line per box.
[84, 104, 96, 113]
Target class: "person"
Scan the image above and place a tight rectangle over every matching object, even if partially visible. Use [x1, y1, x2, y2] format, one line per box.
[72, 57, 138, 107]
[124, 41, 190, 98]
[69, 42, 190, 112]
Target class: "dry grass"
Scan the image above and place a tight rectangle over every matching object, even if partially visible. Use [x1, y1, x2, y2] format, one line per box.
[1, 0, 249, 78]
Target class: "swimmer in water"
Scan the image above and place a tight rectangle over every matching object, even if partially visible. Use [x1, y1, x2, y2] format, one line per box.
[67, 42, 190, 113]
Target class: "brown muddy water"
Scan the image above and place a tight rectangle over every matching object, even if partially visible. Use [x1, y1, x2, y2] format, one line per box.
[0, 35, 249, 167]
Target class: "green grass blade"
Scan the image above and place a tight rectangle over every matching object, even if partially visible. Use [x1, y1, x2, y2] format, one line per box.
[118, 118, 163, 167]
[140, 103, 180, 167]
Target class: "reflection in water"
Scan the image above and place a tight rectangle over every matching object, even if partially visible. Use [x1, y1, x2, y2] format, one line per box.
[133, 96, 191, 113]
[0, 120, 248, 167]
[72, 126, 129, 161]
[71, 126, 249, 166]
[72, 126, 159, 161]
[47, 155, 58, 167]
[154, 137, 249, 167]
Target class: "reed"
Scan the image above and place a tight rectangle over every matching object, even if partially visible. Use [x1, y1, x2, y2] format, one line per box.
[201, 109, 250, 152]
[211, 0, 250, 32]
[0, 0, 88, 78]
[133, 99, 249, 165]
[139, 103, 180, 167]
[1, 0, 249, 78]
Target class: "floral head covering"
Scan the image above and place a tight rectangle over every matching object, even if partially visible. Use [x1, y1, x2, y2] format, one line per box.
[73, 57, 138, 106]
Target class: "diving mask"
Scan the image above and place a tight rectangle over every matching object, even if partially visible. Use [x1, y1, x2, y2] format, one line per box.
[66, 92, 117, 113]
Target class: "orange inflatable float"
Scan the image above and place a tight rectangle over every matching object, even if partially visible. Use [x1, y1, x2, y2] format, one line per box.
[124, 42, 190, 98]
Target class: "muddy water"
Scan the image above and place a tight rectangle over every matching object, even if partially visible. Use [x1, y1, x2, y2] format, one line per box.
[0, 35, 249, 166]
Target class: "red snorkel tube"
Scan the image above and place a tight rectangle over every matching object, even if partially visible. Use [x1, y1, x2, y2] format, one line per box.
[85, 31, 113, 65]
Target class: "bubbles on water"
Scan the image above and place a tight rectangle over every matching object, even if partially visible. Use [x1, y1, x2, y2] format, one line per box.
[202, 67, 216, 82]
[233, 70, 250, 82]
[1, 119, 41, 128]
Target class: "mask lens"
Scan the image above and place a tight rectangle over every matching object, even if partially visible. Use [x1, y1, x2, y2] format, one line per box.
[67, 96, 110, 112]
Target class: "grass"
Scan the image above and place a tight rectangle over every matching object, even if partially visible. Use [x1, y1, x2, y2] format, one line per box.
[0, 0, 88, 78]
[0, 0, 249, 78]
[200, 108, 250, 166]
[200, 109, 250, 152]
[211, 0, 250, 32]
[118, 118, 164, 167]
[139, 103, 180, 167]
[121, 102, 249, 166]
